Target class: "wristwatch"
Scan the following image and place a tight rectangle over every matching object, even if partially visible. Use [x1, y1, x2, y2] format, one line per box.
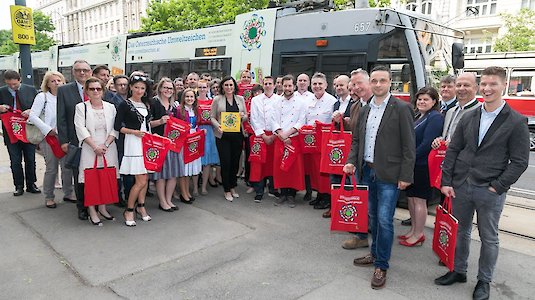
[105, 142, 110, 148]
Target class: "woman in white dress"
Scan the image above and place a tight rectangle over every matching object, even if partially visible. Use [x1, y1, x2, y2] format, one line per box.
[114, 75, 153, 227]
[74, 77, 119, 226]
[29, 71, 75, 208]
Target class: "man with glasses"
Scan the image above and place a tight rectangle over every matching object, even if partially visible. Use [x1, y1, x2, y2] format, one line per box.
[57, 60, 93, 220]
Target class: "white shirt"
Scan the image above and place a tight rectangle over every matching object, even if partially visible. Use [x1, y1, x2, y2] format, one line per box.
[364, 94, 391, 163]
[337, 95, 351, 114]
[294, 90, 314, 102]
[305, 92, 337, 125]
[250, 93, 280, 136]
[271, 94, 306, 132]
[77, 81, 84, 100]
[478, 101, 506, 146]
[28, 91, 57, 136]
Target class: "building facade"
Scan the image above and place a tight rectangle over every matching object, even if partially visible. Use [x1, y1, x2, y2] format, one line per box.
[33, 0, 149, 44]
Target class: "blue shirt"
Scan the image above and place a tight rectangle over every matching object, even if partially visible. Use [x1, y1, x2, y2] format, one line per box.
[364, 93, 390, 163]
[7, 87, 18, 109]
[478, 101, 506, 146]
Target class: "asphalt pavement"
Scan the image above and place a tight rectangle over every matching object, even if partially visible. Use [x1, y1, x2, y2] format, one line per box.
[1, 144, 534, 299]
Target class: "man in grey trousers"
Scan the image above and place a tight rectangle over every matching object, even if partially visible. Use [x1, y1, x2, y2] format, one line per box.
[434, 66, 530, 300]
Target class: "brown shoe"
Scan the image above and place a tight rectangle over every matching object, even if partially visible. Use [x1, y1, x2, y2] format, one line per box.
[342, 237, 369, 249]
[371, 268, 387, 289]
[322, 209, 331, 218]
[353, 253, 375, 266]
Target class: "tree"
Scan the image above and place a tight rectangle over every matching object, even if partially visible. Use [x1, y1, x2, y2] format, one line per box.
[140, 0, 269, 32]
[0, 11, 56, 55]
[493, 8, 535, 52]
[334, 0, 391, 10]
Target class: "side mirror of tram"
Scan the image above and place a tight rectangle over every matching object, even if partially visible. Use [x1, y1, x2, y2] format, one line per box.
[452, 43, 464, 70]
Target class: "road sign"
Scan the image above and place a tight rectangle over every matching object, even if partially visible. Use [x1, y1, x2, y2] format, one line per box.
[10, 5, 36, 45]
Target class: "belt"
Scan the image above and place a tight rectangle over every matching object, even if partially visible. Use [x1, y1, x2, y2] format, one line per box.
[365, 162, 374, 169]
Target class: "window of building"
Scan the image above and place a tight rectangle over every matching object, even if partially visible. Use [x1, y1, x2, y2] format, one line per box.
[464, 38, 493, 54]
[406, 0, 417, 11]
[522, 0, 535, 9]
[466, 0, 497, 16]
[421, 1, 432, 14]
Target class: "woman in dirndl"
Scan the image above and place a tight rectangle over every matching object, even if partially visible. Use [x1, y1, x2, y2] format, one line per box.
[115, 74, 153, 227]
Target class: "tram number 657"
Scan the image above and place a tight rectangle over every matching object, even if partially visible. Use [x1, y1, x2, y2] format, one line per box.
[354, 22, 371, 32]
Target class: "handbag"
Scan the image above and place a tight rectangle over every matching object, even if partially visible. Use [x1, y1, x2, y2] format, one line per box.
[64, 103, 87, 169]
[45, 135, 66, 159]
[319, 121, 352, 175]
[197, 99, 213, 125]
[164, 115, 190, 153]
[330, 173, 369, 232]
[248, 135, 267, 163]
[26, 94, 47, 145]
[84, 156, 119, 206]
[142, 133, 171, 172]
[428, 141, 447, 190]
[299, 125, 320, 154]
[1, 109, 22, 144]
[183, 130, 206, 164]
[432, 197, 458, 271]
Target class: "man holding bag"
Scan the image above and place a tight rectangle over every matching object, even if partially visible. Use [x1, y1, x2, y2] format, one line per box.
[343, 65, 415, 289]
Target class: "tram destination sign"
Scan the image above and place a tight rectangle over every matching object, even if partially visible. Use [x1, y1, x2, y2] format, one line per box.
[195, 46, 226, 57]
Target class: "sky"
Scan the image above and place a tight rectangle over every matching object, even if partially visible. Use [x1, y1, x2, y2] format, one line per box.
[1, 0, 35, 31]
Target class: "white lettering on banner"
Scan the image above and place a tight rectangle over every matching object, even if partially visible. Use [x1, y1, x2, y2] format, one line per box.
[339, 195, 362, 203]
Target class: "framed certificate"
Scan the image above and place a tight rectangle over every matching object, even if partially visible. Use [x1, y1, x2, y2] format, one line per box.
[221, 112, 241, 132]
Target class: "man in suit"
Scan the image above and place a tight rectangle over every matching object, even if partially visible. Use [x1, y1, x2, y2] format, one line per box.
[57, 60, 93, 220]
[0, 70, 40, 196]
[93, 65, 114, 102]
[440, 75, 457, 114]
[434, 67, 530, 299]
[343, 65, 415, 289]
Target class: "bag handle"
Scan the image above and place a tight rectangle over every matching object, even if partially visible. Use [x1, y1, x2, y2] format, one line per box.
[329, 118, 345, 132]
[340, 172, 357, 190]
[93, 155, 108, 168]
[442, 196, 452, 213]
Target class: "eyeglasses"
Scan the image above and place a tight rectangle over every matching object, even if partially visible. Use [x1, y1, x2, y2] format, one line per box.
[116, 83, 127, 87]
[131, 75, 148, 82]
[87, 87, 102, 92]
[74, 68, 91, 73]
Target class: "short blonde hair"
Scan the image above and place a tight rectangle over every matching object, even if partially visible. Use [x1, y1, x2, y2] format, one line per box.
[41, 71, 65, 93]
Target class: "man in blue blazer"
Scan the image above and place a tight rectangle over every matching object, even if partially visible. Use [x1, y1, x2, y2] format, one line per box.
[0, 70, 39, 196]
[435, 66, 530, 300]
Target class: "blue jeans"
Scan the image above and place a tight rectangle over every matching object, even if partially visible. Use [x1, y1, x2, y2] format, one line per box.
[331, 174, 368, 240]
[5, 140, 37, 188]
[361, 164, 400, 270]
[253, 176, 275, 197]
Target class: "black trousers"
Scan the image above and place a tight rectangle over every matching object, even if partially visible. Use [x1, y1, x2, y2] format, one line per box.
[216, 133, 243, 192]
[5, 140, 37, 188]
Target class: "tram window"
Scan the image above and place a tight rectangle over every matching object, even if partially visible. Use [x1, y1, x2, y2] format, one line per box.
[33, 68, 47, 90]
[321, 54, 366, 90]
[59, 67, 73, 83]
[280, 56, 316, 77]
[378, 31, 408, 59]
[509, 70, 535, 96]
[153, 62, 180, 82]
[127, 63, 152, 78]
[389, 64, 412, 93]
[169, 61, 188, 80]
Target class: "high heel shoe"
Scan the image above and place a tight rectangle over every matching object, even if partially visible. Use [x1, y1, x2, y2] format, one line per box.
[89, 216, 103, 226]
[123, 208, 136, 227]
[180, 195, 193, 204]
[98, 211, 115, 221]
[135, 203, 152, 221]
[399, 235, 425, 247]
[159, 204, 174, 212]
[397, 234, 410, 240]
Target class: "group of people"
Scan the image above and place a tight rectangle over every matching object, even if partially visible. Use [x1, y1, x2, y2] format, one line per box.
[0, 62, 530, 299]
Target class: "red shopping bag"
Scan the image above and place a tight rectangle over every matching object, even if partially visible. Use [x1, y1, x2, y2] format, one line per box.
[183, 130, 205, 164]
[164, 116, 190, 153]
[428, 141, 447, 189]
[330, 173, 369, 232]
[279, 140, 299, 172]
[315, 120, 332, 147]
[299, 125, 320, 154]
[84, 156, 119, 206]
[433, 197, 458, 271]
[142, 133, 171, 172]
[238, 83, 254, 103]
[249, 135, 267, 163]
[197, 99, 213, 125]
[45, 135, 66, 159]
[273, 137, 305, 190]
[1, 110, 28, 143]
[320, 121, 352, 175]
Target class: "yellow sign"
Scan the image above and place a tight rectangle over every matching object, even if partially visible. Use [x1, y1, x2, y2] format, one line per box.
[220, 112, 241, 132]
[10, 5, 36, 45]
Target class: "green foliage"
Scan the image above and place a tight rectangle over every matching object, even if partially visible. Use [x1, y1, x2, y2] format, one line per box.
[334, 0, 391, 10]
[493, 8, 535, 52]
[140, 0, 269, 32]
[0, 10, 56, 55]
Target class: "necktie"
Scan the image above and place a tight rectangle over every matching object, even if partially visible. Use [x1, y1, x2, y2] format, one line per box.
[15, 90, 22, 110]
[440, 101, 447, 112]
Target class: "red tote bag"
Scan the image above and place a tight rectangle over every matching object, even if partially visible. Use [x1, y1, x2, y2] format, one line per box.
[428, 141, 447, 190]
[1, 110, 28, 143]
[142, 133, 171, 172]
[248, 135, 267, 163]
[315, 120, 332, 148]
[84, 156, 119, 206]
[330, 173, 369, 232]
[299, 125, 320, 154]
[197, 99, 213, 125]
[433, 197, 458, 271]
[319, 121, 352, 175]
[183, 130, 206, 164]
[164, 116, 190, 153]
[45, 135, 66, 159]
[279, 141, 299, 172]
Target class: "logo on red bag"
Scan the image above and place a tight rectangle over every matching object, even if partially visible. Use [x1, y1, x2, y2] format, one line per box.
[201, 110, 211, 121]
[282, 148, 289, 161]
[145, 147, 160, 162]
[439, 229, 449, 249]
[167, 129, 180, 141]
[251, 142, 261, 154]
[339, 204, 357, 222]
[188, 141, 198, 153]
[11, 122, 23, 134]
[304, 134, 316, 146]
[329, 147, 344, 164]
